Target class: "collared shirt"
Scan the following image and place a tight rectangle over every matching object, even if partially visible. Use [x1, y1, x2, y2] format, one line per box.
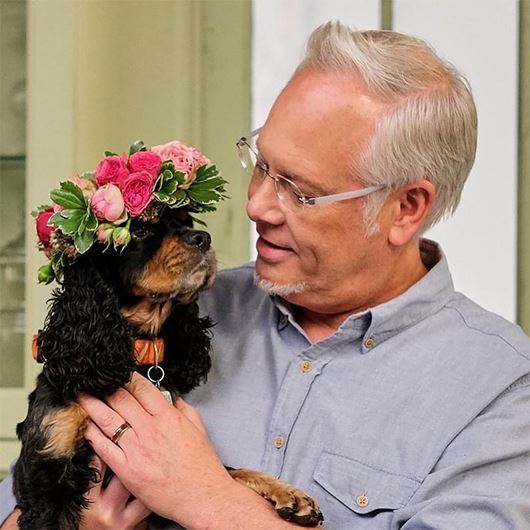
[187, 239, 530, 529]
[1, 240, 530, 529]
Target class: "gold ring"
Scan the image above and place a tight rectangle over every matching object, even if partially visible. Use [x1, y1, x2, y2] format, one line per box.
[111, 422, 131, 445]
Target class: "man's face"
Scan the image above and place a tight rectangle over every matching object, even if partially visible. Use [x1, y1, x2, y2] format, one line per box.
[246, 69, 393, 314]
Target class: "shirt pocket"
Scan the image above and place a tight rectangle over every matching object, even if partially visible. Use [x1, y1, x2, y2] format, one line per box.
[313, 451, 421, 515]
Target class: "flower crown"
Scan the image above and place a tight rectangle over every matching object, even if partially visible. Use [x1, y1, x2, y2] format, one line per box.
[33, 140, 227, 284]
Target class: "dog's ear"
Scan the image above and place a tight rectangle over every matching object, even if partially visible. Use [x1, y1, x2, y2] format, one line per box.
[160, 302, 213, 395]
[38, 256, 136, 400]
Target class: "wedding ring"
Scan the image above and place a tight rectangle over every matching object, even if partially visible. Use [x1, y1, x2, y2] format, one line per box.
[111, 422, 132, 445]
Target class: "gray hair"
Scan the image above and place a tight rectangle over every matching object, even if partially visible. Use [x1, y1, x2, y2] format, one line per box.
[297, 21, 478, 234]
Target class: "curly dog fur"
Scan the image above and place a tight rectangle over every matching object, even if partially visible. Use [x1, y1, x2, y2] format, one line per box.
[13, 207, 214, 529]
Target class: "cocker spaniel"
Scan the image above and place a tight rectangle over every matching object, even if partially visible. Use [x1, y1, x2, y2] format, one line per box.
[13, 206, 323, 529]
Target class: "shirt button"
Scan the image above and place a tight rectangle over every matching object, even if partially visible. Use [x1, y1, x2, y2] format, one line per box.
[300, 360, 312, 373]
[364, 337, 375, 349]
[273, 436, 285, 449]
[356, 495, 369, 507]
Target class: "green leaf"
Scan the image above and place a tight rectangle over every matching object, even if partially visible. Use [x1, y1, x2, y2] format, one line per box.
[189, 215, 207, 227]
[174, 171, 186, 185]
[187, 189, 224, 203]
[153, 191, 171, 203]
[52, 209, 86, 235]
[50, 181, 87, 209]
[74, 229, 94, 254]
[129, 140, 146, 156]
[85, 211, 98, 232]
[104, 151, 118, 157]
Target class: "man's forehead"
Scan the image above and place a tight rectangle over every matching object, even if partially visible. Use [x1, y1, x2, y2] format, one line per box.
[264, 70, 383, 141]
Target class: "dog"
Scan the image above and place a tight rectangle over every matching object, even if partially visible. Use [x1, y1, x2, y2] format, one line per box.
[13, 205, 323, 529]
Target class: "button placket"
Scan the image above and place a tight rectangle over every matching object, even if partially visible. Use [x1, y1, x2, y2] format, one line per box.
[261, 351, 325, 476]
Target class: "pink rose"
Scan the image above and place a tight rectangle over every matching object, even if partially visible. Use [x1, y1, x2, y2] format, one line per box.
[189, 146, 210, 168]
[36, 208, 55, 249]
[95, 155, 130, 187]
[121, 171, 156, 217]
[151, 141, 208, 186]
[128, 150, 162, 179]
[69, 175, 98, 199]
[90, 184, 125, 222]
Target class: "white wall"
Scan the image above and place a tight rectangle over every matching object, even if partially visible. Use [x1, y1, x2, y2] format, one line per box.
[250, 0, 519, 322]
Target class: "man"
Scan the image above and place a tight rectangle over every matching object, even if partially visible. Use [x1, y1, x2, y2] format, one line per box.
[2, 21, 530, 529]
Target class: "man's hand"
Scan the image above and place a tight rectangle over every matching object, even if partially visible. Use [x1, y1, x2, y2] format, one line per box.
[79, 372, 263, 529]
[79, 457, 150, 530]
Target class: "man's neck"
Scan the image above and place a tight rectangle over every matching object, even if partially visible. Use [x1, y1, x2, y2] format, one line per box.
[292, 245, 429, 343]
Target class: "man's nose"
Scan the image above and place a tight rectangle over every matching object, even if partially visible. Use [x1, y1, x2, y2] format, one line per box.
[246, 176, 285, 225]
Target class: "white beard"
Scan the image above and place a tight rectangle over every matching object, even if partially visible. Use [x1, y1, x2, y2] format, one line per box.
[254, 272, 307, 297]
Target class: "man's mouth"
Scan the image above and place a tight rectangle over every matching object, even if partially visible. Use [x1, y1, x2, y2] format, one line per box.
[256, 236, 293, 263]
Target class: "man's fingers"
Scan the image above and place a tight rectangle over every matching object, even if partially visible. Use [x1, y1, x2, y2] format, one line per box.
[124, 372, 172, 415]
[80, 394, 138, 449]
[105, 386, 152, 430]
[104, 473, 135, 507]
[174, 398, 207, 435]
[84, 421, 128, 472]
[124, 498, 152, 523]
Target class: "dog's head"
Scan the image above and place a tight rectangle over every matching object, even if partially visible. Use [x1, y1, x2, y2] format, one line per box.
[99, 207, 216, 335]
[37, 206, 216, 398]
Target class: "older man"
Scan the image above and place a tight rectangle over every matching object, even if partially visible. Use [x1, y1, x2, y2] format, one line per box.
[2, 21, 530, 530]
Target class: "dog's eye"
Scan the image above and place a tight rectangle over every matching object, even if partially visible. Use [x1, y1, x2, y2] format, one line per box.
[132, 228, 153, 240]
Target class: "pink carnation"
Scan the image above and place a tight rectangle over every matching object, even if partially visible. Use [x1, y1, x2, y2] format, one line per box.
[121, 171, 156, 217]
[36, 208, 55, 250]
[128, 150, 162, 179]
[90, 184, 125, 222]
[95, 155, 130, 187]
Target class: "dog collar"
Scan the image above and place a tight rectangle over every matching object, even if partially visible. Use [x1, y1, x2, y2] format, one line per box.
[32, 334, 165, 365]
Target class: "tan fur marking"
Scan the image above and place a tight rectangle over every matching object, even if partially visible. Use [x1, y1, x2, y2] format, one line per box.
[121, 299, 172, 335]
[39, 403, 89, 459]
[229, 468, 321, 518]
[136, 238, 192, 294]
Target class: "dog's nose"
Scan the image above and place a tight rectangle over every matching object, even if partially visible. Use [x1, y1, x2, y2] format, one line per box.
[183, 230, 211, 252]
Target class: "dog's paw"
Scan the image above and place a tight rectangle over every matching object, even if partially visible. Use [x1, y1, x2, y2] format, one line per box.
[228, 468, 324, 526]
[273, 486, 323, 526]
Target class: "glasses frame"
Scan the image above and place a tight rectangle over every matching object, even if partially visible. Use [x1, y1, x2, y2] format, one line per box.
[236, 127, 383, 206]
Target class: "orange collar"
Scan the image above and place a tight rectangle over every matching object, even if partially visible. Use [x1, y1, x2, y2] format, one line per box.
[32, 334, 165, 366]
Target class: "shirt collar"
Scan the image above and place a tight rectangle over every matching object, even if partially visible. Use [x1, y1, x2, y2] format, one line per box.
[272, 239, 455, 349]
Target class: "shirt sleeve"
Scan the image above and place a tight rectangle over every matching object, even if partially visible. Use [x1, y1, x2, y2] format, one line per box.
[0, 471, 17, 526]
[396, 377, 530, 529]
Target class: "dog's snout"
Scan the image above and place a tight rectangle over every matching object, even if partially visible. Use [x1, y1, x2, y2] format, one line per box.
[183, 230, 211, 252]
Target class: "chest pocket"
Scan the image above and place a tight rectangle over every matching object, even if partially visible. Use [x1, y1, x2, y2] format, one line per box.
[313, 451, 420, 515]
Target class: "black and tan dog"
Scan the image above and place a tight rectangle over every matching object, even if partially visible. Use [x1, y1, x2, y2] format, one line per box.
[13, 206, 322, 529]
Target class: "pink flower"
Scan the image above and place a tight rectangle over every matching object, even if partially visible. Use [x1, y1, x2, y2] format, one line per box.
[128, 150, 162, 179]
[189, 146, 210, 168]
[95, 155, 130, 187]
[69, 175, 98, 199]
[152, 141, 209, 186]
[121, 171, 156, 217]
[36, 208, 55, 249]
[90, 184, 125, 222]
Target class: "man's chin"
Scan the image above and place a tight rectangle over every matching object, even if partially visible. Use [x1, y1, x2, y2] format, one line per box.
[254, 271, 306, 297]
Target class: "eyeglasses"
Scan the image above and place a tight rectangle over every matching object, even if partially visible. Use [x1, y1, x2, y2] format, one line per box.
[236, 127, 382, 209]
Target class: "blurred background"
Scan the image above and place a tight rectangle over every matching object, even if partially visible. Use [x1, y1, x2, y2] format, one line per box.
[0, 0, 528, 474]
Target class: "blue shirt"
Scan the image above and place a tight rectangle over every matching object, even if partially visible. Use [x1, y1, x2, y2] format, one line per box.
[189, 239, 530, 529]
[2, 240, 530, 529]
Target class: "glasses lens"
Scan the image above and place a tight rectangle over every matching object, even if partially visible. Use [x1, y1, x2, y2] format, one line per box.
[238, 141, 257, 175]
[274, 176, 305, 208]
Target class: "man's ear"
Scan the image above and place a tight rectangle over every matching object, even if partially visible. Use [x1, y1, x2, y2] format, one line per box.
[388, 179, 435, 246]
